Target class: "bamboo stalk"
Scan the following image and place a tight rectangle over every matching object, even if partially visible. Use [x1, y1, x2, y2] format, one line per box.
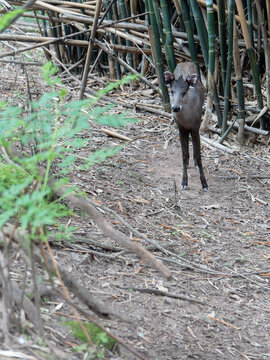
[217, 0, 226, 93]
[222, 0, 235, 134]
[146, 0, 170, 111]
[119, 0, 134, 68]
[22, 12, 198, 41]
[160, 0, 176, 71]
[152, 0, 173, 71]
[233, 20, 245, 146]
[190, 0, 208, 65]
[235, 0, 265, 128]
[207, 0, 215, 81]
[94, 38, 161, 94]
[202, 0, 222, 131]
[105, 0, 120, 79]
[178, 0, 200, 73]
[79, 0, 103, 100]
[0, 33, 91, 59]
[0, 33, 155, 56]
[247, 0, 254, 48]
[256, 0, 270, 109]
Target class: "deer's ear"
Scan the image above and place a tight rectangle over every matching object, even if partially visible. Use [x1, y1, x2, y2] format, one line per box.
[186, 74, 199, 87]
[164, 71, 175, 86]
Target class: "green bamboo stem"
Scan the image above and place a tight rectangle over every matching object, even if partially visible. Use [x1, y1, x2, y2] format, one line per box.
[177, 0, 200, 74]
[235, 0, 265, 128]
[206, 0, 215, 76]
[160, 0, 176, 71]
[48, 11, 62, 62]
[40, 10, 48, 37]
[152, 0, 173, 71]
[105, 0, 121, 79]
[253, 3, 258, 51]
[222, 0, 235, 134]
[146, 0, 170, 111]
[247, 0, 254, 47]
[119, 0, 134, 68]
[206, 0, 223, 127]
[190, 0, 209, 66]
[63, 25, 73, 64]
[256, 0, 270, 109]
[112, 1, 127, 63]
[217, 0, 227, 93]
[152, 1, 166, 44]
[34, 10, 51, 61]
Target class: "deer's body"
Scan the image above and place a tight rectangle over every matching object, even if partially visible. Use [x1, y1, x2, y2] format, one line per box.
[164, 62, 209, 191]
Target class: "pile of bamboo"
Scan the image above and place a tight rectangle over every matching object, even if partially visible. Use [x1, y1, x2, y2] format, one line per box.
[2, 0, 270, 134]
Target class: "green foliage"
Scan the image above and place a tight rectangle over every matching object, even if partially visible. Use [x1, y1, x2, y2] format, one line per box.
[0, 163, 28, 186]
[64, 321, 116, 350]
[0, 61, 137, 238]
[0, 9, 24, 33]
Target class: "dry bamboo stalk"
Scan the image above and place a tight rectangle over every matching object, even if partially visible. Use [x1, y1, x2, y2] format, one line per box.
[235, 0, 252, 49]
[0, 33, 89, 44]
[0, 33, 156, 57]
[227, 120, 269, 136]
[129, 29, 150, 40]
[94, 38, 161, 94]
[79, 0, 103, 100]
[36, 0, 97, 10]
[10, 0, 98, 13]
[34, 0, 88, 17]
[200, 135, 235, 154]
[105, 27, 145, 46]
[22, 11, 196, 42]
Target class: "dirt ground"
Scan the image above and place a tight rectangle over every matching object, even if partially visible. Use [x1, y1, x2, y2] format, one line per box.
[0, 50, 270, 360]
[68, 106, 270, 360]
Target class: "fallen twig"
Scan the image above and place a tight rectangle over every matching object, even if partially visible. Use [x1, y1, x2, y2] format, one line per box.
[101, 128, 132, 141]
[121, 286, 207, 305]
[207, 315, 241, 330]
[48, 178, 173, 280]
[213, 174, 270, 180]
[88, 199, 229, 276]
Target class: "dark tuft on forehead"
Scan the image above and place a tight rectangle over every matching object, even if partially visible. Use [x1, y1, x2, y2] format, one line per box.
[171, 75, 189, 91]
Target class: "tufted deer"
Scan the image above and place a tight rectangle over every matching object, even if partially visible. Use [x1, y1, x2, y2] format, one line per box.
[164, 62, 209, 191]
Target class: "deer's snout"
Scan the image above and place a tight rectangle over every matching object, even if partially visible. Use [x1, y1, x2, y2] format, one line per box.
[172, 105, 182, 112]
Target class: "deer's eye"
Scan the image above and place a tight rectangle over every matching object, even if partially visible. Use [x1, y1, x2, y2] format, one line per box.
[170, 90, 174, 95]
[182, 91, 187, 98]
